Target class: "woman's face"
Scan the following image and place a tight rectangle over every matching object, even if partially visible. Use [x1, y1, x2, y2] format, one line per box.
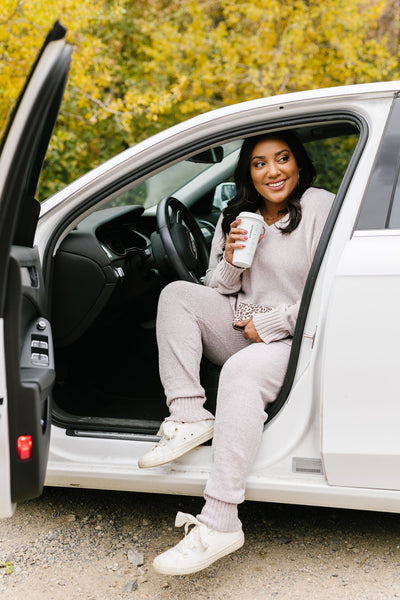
[250, 138, 300, 210]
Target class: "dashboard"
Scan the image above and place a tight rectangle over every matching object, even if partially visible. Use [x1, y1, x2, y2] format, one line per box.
[50, 204, 216, 348]
[51, 206, 161, 347]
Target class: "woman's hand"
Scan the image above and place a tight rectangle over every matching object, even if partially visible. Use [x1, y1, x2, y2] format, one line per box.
[225, 218, 264, 265]
[224, 218, 248, 265]
[234, 318, 263, 343]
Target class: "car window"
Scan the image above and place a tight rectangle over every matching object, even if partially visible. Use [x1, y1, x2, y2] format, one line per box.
[356, 96, 400, 230]
[106, 140, 242, 210]
[101, 123, 359, 217]
[304, 134, 359, 194]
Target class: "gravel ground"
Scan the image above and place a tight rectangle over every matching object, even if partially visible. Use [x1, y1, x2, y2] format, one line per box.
[0, 486, 400, 599]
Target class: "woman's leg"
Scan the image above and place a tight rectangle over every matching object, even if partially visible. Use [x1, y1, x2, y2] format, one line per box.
[152, 340, 291, 575]
[139, 280, 249, 468]
[156, 280, 250, 422]
[198, 341, 291, 532]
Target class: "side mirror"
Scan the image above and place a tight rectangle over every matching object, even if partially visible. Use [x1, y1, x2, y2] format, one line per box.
[213, 182, 236, 210]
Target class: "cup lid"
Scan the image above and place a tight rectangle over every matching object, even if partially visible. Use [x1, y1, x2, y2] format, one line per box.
[238, 211, 264, 222]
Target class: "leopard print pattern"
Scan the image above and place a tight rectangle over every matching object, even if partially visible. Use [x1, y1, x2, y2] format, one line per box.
[232, 302, 272, 329]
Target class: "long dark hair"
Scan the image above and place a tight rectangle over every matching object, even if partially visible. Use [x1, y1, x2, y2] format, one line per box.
[221, 131, 316, 234]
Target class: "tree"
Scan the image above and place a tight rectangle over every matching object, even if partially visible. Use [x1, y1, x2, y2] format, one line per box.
[1, 0, 399, 200]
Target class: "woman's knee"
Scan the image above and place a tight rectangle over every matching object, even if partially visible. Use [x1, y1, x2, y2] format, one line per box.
[216, 355, 268, 421]
[158, 281, 199, 316]
[218, 343, 290, 405]
[219, 350, 264, 384]
[220, 352, 246, 381]
[159, 280, 196, 304]
[217, 353, 260, 405]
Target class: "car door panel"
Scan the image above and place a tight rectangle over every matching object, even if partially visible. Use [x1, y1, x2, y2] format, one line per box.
[5, 247, 55, 504]
[321, 232, 400, 490]
[0, 22, 70, 516]
[321, 94, 400, 491]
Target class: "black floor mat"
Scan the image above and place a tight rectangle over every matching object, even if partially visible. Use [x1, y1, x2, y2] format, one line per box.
[53, 322, 220, 423]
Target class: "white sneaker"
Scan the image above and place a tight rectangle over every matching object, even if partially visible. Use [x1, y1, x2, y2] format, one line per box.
[153, 512, 244, 575]
[138, 420, 214, 469]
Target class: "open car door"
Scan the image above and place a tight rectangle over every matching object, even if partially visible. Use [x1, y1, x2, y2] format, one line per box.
[0, 23, 71, 517]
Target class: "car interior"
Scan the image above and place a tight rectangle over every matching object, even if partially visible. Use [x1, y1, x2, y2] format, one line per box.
[48, 122, 360, 436]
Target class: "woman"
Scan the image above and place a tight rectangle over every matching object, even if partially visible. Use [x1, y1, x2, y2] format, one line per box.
[138, 131, 335, 575]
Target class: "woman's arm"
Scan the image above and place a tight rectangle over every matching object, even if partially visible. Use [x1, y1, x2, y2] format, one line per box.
[251, 301, 301, 344]
[204, 215, 246, 293]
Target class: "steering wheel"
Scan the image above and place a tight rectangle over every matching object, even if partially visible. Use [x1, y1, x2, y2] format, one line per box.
[153, 197, 210, 283]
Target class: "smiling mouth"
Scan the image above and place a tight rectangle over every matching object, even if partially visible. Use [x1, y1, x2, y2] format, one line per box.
[267, 179, 286, 188]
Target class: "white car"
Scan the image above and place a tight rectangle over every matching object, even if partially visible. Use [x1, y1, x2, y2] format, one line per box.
[1, 23, 400, 519]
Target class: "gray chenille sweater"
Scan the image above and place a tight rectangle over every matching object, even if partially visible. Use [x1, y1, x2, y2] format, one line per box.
[204, 186, 335, 345]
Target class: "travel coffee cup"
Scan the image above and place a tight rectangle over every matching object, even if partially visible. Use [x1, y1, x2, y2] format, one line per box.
[232, 211, 265, 268]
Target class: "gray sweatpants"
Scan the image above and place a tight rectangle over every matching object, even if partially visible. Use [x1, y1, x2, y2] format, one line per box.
[156, 281, 290, 531]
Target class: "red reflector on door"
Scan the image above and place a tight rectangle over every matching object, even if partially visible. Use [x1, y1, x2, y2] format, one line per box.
[17, 435, 33, 460]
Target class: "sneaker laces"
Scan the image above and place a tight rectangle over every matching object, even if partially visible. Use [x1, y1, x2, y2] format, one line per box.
[160, 421, 180, 438]
[174, 512, 209, 555]
[152, 421, 179, 451]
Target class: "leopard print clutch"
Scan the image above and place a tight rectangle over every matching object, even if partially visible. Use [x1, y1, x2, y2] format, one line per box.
[232, 302, 272, 330]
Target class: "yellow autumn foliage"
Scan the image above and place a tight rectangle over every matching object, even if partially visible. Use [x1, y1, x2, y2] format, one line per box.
[0, 0, 399, 198]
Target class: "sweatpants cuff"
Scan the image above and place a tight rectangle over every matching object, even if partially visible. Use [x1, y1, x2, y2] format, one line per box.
[166, 397, 215, 422]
